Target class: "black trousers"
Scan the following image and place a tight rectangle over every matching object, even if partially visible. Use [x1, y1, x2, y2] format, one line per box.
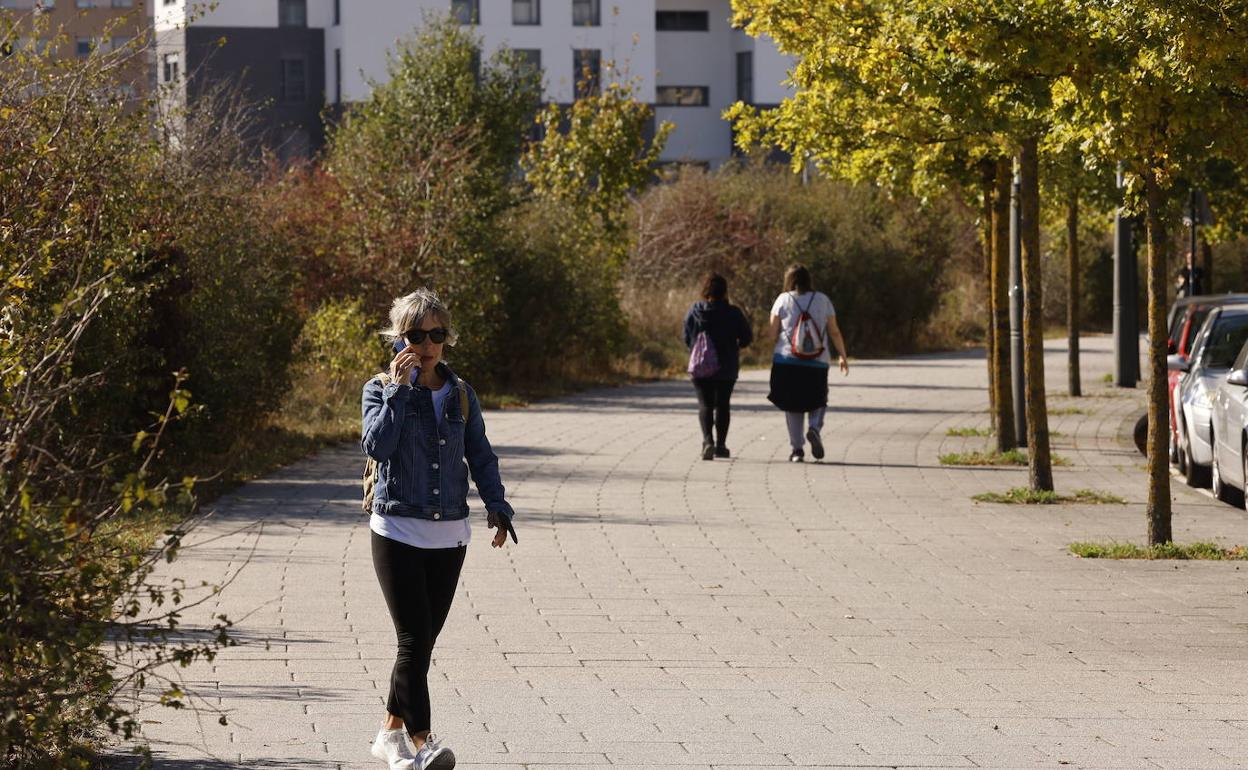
[691, 377, 736, 447]
[370, 531, 466, 734]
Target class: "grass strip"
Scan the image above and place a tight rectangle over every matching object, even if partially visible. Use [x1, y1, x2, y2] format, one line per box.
[1050, 407, 1091, 416]
[973, 487, 1126, 505]
[939, 449, 1071, 467]
[1069, 541, 1248, 560]
[946, 427, 993, 437]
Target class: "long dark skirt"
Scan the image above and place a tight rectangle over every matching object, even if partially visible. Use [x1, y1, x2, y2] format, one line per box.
[768, 361, 829, 413]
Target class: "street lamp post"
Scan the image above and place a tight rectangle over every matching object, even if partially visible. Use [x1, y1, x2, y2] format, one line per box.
[1009, 157, 1027, 446]
[1113, 162, 1139, 387]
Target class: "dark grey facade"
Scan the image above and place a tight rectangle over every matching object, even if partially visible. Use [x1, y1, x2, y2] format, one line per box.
[187, 26, 326, 160]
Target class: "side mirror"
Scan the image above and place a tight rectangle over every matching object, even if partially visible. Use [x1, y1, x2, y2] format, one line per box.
[1167, 354, 1187, 372]
[1229, 370, 1248, 387]
[1179, 357, 1193, 374]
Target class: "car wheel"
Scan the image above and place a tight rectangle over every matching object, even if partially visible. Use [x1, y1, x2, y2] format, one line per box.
[1214, 431, 1234, 503]
[1169, 427, 1180, 464]
[1176, 417, 1189, 473]
[1184, 426, 1211, 488]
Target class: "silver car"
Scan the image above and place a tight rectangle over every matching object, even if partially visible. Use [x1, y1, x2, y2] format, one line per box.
[1209, 339, 1248, 506]
[1175, 306, 1248, 488]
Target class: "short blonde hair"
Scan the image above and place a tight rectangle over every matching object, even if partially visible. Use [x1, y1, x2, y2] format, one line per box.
[383, 288, 459, 346]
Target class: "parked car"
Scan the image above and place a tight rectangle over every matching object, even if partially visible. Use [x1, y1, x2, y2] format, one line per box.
[1167, 294, 1248, 464]
[1209, 339, 1248, 506]
[1174, 306, 1248, 487]
[1169, 304, 1216, 462]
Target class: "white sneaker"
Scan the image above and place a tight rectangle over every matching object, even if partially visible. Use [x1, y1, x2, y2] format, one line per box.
[371, 728, 418, 770]
[415, 733, 457, 770]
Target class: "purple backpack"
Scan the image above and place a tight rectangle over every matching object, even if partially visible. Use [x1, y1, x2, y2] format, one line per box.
[687, 330, 720, 378]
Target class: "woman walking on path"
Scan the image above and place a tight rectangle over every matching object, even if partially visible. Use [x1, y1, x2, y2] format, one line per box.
[683, 273, 753, 460]
[361, 288, 517, 770]
[768, 264, 849, 462]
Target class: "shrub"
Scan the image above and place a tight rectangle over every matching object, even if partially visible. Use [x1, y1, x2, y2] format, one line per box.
[1, 40, 233, 767]
[630, 165, 973, 355]
[320, 16, 542, 387]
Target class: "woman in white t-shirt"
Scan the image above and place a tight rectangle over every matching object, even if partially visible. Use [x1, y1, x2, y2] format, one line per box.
[767, 264, 849, 462]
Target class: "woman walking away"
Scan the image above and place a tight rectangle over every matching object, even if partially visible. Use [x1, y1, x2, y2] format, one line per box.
[361, 288, 518, 770]
[684, 272, 753, 460]
[768, 264, 849, 462]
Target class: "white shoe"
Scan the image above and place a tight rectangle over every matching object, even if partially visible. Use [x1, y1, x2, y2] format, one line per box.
[371, 728, 418, 770]
[415, 733, 456, 770]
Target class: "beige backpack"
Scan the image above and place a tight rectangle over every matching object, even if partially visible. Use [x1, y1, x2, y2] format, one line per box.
[361, 372, 471, 513]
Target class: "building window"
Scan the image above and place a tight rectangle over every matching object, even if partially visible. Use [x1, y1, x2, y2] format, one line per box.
[656, 85, 708, 106]
[110, 35, 132, 52]
[452, 0, 478, 24]
[656, 11, 708, 31]
[512, 0, 539, 25]
[76, 0, 95, 8]
[573, 48, 600, 98]
[75, 37, 92, 57]
[572, 0, 598, 26]
[334, 48, 341, 103]
[278, 0, 307, 28]
[735, 51, 752, 103]
[281, 58, 307, 102]
[511, 46, 541, 73]
[0, 1, 18, 10]
[111, 0, 134, 7]
[162, 52, 179, 83]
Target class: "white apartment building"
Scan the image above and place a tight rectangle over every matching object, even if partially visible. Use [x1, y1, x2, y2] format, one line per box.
[155, 0, 794, 165]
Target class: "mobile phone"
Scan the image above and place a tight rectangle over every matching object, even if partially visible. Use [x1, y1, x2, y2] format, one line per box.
[392, 338, 419, 384]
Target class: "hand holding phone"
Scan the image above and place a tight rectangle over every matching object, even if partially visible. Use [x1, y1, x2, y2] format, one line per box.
[389, 340, 419, 385]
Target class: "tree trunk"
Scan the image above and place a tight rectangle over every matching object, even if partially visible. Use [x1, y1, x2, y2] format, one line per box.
[1143, 169, 1173, 544]
[1019, 139, 1053, 491]
[1067, 191, 1081, 397]
[980, 160, 997, 433]
[991, 156, 1016, 451]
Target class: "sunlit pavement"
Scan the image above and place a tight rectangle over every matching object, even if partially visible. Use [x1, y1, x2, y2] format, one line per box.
[125, 335, 1248, 769]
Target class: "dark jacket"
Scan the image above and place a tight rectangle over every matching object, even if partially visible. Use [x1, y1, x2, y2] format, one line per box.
[683, 300, 753, 381]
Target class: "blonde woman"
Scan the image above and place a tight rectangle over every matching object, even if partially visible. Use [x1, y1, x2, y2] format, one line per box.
[361, 288, 516, 770]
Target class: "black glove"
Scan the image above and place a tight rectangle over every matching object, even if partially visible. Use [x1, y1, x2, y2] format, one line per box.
[487, 510, 518, 543]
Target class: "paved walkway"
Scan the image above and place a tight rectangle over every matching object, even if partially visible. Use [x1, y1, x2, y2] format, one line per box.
[129, 336, 1248, 769]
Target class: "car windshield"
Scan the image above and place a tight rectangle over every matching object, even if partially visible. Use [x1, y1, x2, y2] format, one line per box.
[1184, 308, 1211, 353]
[1169, 306, 1189, 341]
[1201, 317, 1248, 369]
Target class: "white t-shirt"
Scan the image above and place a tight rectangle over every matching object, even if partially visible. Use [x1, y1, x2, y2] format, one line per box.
[370, 378, 472, 550]
[771, 291, 836, 364]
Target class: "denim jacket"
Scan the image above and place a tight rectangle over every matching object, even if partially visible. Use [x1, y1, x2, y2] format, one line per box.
[361, 363, 515, 529]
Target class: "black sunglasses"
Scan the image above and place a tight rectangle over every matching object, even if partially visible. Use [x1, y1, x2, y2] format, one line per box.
[403, 327, 449, 345]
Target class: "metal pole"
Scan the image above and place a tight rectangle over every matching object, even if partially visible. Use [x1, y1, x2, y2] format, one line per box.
[1113, 162, 1138, 387]
[1189, 190, 1199, 295]
[1009, 156, 1027, 446]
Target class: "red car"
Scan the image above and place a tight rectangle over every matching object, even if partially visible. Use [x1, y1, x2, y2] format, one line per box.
[1169, 294, 1248, 463]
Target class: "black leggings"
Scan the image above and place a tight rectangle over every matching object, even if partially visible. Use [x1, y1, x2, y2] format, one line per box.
[692, 378, 736, 446]
[370, 531, 466, 734]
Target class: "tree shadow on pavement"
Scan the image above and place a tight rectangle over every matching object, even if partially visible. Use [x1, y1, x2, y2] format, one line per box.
[109, 755, 343, 769]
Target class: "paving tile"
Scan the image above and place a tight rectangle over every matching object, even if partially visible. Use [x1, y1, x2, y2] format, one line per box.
[118, 337, 1248, 769]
